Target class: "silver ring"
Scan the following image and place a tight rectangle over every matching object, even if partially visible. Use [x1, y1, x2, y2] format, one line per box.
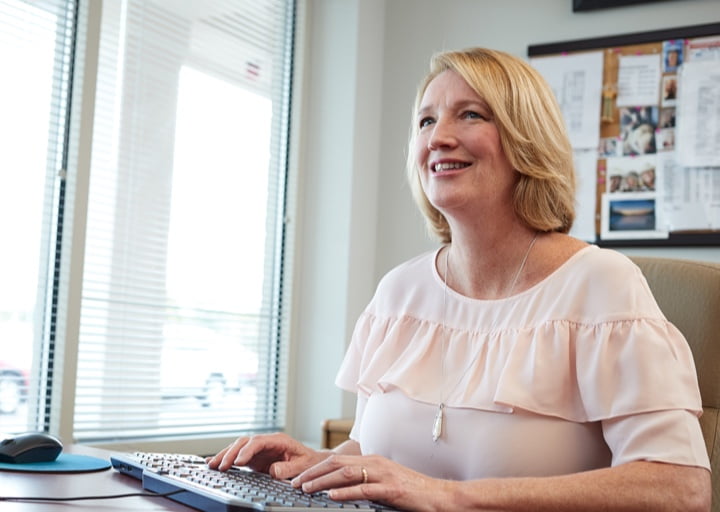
[361, 466, 368, 484]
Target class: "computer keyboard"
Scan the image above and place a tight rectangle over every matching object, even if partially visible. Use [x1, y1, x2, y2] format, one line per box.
[110, 451, 397, 511]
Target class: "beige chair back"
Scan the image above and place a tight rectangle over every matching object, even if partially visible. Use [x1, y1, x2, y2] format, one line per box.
[631, 256, 720, 510]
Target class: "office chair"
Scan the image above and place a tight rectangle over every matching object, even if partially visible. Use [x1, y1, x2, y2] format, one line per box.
[631, 256, 720, 511]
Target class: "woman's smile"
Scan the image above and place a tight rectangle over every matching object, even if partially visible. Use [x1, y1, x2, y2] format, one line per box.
[431, 160, 471, 174]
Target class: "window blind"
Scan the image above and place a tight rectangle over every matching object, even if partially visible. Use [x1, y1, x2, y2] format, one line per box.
[0, 0, 76, 433]
[71, 0, 294, 441]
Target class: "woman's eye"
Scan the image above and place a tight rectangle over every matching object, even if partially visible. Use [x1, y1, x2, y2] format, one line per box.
[419, 117, 435, 129]
[463, 110, 485, 120]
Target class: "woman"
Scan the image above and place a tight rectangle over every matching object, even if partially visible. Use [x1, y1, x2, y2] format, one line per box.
[209, 48, 710, 511]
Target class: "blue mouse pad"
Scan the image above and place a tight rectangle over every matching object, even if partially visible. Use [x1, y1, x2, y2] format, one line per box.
[0, 453, 111, 473]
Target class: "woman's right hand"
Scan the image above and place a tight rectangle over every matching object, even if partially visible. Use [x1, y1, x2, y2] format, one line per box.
[206, 432, 328, 479]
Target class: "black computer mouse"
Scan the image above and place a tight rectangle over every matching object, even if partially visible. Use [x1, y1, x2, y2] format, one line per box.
[0, 432, 63, 463]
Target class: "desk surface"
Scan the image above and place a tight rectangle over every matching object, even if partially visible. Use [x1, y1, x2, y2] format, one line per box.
[0, 444, 193, 511]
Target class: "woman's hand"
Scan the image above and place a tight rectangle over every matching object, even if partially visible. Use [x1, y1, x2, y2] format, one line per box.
[206, 433, 328, 479]
[291, 453, 449, 512]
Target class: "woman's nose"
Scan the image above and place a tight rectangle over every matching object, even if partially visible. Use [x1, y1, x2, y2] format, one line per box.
[427, 119, 457, 150]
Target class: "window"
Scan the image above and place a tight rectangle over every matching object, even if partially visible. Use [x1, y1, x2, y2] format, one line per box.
[0, 0, 75, 432]
[0, 0, 295, 444]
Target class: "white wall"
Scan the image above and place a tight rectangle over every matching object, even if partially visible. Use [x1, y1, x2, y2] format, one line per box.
[288, 0, 386, 444]
[289, 0, 720, 446]
[376, 0, 720, 276]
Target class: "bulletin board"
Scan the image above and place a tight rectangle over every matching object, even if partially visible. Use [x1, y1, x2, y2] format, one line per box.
[528, 23, 720, 247]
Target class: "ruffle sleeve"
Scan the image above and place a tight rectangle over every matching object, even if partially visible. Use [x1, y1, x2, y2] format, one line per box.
[496, 318, 702, 421]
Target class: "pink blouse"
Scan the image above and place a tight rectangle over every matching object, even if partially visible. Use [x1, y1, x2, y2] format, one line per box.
[335, 245, 710, 480]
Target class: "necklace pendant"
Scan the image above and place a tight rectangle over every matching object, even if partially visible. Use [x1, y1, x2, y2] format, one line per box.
[432, 403, 444, 442]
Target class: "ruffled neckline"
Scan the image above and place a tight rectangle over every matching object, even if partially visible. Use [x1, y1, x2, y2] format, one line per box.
[430, 244, 597, 303]
[336, 246, 702, 422]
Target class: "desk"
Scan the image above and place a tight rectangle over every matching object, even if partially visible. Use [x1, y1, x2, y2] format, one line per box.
[0, 444, 193, 511]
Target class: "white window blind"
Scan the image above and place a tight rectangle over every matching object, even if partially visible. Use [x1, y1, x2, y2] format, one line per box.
[0, 0, 76, 433]
[71, 0, 294, 441]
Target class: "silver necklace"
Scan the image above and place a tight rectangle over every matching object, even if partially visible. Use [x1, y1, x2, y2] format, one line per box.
[432, 232, 539, 443]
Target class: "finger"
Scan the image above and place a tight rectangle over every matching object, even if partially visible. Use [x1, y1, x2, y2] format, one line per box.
[326, 482, 377, 503]
[229, 436, 269, 470]
[298, 467, 353, 494]
[216, 437, 251, 471]
[268, 457, 311, 480]
[233, 434, 296, 473]
[269, 461, 294, 480]
[290, 455, 342, 487]
[206, 450, 222, 467]
[294, 461, 365, 494]
[206, 444, 234, 469]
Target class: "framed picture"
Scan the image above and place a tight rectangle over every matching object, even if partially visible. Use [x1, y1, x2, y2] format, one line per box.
[573, 0, 668, 12]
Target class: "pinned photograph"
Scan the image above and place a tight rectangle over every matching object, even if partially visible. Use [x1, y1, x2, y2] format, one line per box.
[661, 75, 677, 106]
[609, 197, 655, 230]
[619, 106, 657, 156]
[606, 155, 657, 193]
[658, 128, 675, 151]
[663, 40, 684, 73]
[601, 192, 668, 240]
[659, 107, 675, 128]
[598, 137, 621, 158]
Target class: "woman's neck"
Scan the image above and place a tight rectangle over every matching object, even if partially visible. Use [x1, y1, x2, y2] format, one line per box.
[442, 224, 539, 300]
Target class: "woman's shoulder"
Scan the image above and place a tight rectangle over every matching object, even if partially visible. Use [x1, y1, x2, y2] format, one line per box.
[376, 249, 439, 289]
[362, 248, 444, 320]
[532, 234, 640, 283]
[529, 235, 658, 322]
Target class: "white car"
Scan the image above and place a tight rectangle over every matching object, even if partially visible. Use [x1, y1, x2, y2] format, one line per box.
[160, 324, 259, 407]
[0, 361, 29, 415]
[0, 320, 32, 415]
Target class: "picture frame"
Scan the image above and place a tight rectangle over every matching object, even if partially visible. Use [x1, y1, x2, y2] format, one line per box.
[573, 0, 667, 12]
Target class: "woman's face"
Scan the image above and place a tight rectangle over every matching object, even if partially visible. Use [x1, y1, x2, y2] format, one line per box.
[414, 70, 516, 218]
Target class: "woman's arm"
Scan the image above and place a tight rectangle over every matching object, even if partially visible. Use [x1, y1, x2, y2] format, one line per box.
[294, 457, 710, 512]
[451, 461, 710, 512]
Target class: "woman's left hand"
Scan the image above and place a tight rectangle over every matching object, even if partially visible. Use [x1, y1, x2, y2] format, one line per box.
[290, 453, 449, 512]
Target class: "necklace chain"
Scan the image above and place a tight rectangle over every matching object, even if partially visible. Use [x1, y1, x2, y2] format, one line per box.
[505, 232, 539, 299]
[433, 232, 539, 443]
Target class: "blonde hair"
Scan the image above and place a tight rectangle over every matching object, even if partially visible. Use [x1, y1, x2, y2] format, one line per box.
[406, 48, 576, 243]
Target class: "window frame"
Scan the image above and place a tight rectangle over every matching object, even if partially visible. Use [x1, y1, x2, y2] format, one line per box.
[47, 0, 299, 455]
